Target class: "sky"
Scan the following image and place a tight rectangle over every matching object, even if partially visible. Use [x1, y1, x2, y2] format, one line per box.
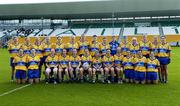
[0, 0, 104, 4]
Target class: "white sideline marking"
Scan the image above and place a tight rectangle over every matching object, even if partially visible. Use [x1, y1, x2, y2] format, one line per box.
[0, 84, 31, 97]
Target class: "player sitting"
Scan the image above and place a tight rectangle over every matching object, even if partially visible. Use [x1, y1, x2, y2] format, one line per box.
[92, 51, 104, 83]
[147, 52, 160, 84]
[58, 49, 70, 83]
[103, 49, 115, 83]
[69, 49, 81, 82]
[27, 49, 40, 84]
[134, 50, 147, 84]
[80, 49, 93, 83]
[114, 47, 124, 84]
[45, 49, 59, 84]
[122, 51, 134, 83]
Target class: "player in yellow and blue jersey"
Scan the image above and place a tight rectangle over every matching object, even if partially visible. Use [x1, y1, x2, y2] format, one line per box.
[45, 49, 59, 84]
[122, 51, 135, 83]
[120, 36, 129, 56]
[150, 36, 161, 80]
[92, 51, 104, 83]
[78, 36, 89, 56]
[13, 49, 27, 84]
[134, 50, 147, 84]
[33, 38, 43, 77]
[8, 37, 21, 81]
[109, 36, 119, 55]
[27, 49, 40, 84]
[69, 49, 81, 81]
[139, 35, 151, 58]
[42, 37, 52, 68]
[66, 36, 79, 56]
[80, 49, 93, 83]
[52, 36, 64, 57]
[103, 49, 114, 83]
[89, 35, 100, 57]
[147, 52, 160, 84]
[129, 37, 139, 57]
[158, 36, 171, 83]
[100, 37, 110, 57]
[21, 37, 33, 57]
[114, 47, 124, 84]
[58, 49, 70, 83]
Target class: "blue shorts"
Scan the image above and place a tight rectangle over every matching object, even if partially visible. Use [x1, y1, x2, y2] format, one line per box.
[10, 57, 14, 67]
[134, 71, 146, 81]
[28, 70, 40, 79]
[15, 70, 26, 79]
[147, 72, 158, 81]
[158, 57, 170, 65]
[124, 69, 134, 79]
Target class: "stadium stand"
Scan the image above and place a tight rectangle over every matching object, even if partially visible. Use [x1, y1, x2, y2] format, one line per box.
[162, 27, 176, 35]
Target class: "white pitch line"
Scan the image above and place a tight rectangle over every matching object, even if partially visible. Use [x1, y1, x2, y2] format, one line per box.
[0, 84, 31, 97]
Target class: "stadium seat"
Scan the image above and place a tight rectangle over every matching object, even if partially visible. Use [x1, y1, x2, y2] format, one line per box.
[103, 28, 121, 36]
[137, 27, 159, 35]
[163, 27, 176, 35]
[123, 27, 135, 36]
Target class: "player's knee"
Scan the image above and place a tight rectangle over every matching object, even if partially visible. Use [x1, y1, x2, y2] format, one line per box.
[45, 68, 51, 74]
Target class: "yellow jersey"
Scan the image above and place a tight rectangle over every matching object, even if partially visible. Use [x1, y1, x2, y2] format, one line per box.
[158, 43, 171, 57]
[27, 55, 40, 70]
[147, 58, 160, 72]
[114, 54, 124, 67]
[46, 55, 59, 67]
[134, 57, 147, 72]
[66, 43, 79, 56]
[21, 44, 33, 56]
[150, 43, 159, 57]
[129, 44, 140, 57]
[13, 55, 27, 71]
[33, 45, 43, 58]
[100, 43, 110, 54]
[139, 41, 151, 56]
[102, 55, 114, 66]
[89, 42, 100, 56]
[43, 43, 52, 56]
[81, 55, 92, 65]
[92, 57, 102, 66]
[69, 55, 81, 67]
[78, 41, 89, 55]
[8, 43, 21, 58]
[53, 43, 64, 56]
[120, 42, 129, 56]
[122, 57, 134, 70]
[59, 55, 69, 68]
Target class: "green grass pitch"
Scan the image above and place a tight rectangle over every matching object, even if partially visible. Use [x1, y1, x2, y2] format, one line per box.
[0, 47, 180, 106]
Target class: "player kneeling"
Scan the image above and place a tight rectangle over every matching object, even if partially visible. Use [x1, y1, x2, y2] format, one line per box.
[27, 49, 40, 84]
[114, 47, 124, 84]
[69, 49, 81, 82]
[13, 49, 27, 84]
[80, 49, 93, 83]
[103, 49, 115, 83]
[122, 51, 134, 83]
[92, 51, 104, 83]
[58, 49, 70, 83]
[147, 52, 160, 84]
[45, 49, 59, 84]
[134, 51, 147, 84]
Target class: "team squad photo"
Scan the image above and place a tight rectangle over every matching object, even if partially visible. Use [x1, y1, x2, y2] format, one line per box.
[8, 35, 171, 85]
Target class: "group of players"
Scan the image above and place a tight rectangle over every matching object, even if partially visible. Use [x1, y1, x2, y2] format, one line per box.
[8, 35, 171, 84]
